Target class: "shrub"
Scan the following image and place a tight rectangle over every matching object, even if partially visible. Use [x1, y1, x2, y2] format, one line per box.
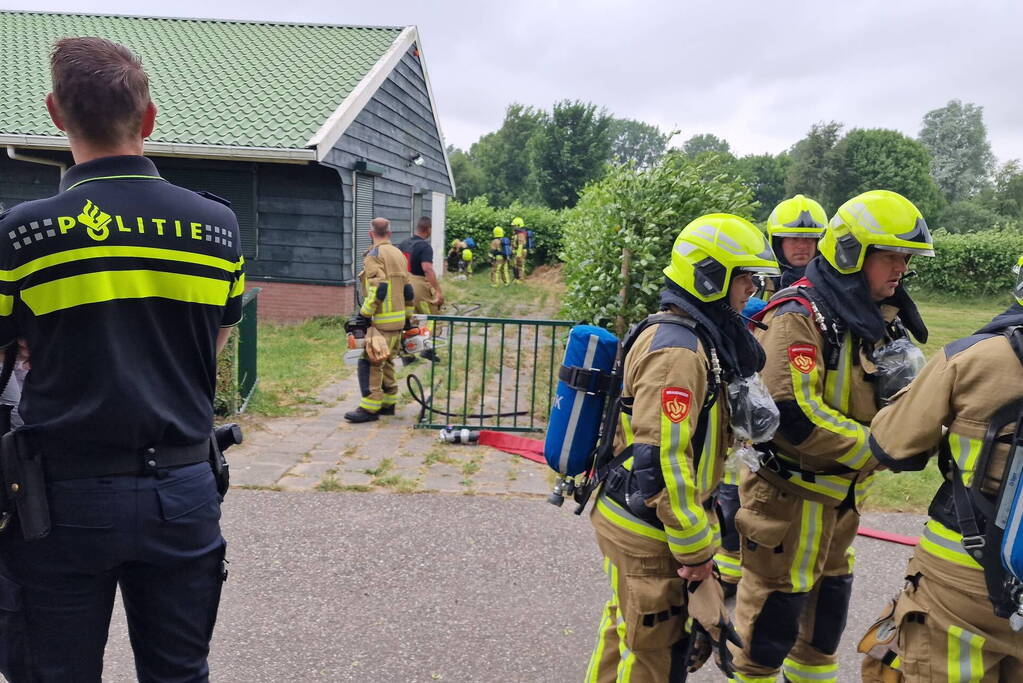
[561, 152, 756, 328]
[914, 227, 1023, 297]
[934, 199, 1014, 234]
[446, 197, 565, 265]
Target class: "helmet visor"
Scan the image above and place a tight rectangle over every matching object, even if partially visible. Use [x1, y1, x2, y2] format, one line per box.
[876, 244, 936, 258]
[739, 264, 781, 276]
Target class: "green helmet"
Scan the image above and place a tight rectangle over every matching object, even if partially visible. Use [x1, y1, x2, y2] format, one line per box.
[511, 216, 525, 228]
[819, 190, 934, 274]
[664, 214, 780, 303]
[767, 194, 827, 240]
[493, 226, 505, 238]
[1013, 256, 1023, 306]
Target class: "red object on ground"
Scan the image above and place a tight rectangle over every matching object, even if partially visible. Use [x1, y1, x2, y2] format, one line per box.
[477, 430, 546, 464]
[857, 526, 919, 546]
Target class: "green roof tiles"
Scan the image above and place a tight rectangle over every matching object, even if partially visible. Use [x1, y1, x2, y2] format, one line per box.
[0, 11, 404, 149]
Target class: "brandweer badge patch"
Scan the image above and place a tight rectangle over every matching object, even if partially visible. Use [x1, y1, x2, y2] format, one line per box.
[661, 387, 692, 423]
[788, 344, 817, 373]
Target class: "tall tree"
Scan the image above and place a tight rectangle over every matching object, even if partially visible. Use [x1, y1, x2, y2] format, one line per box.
[529, 100, 613, 210]
[681, 133, 731, 158]
[992, 160, 1023, 220]
[469, 104, 544, 206]
[733, 153, 793, 222]
[828, 128, 944, 220]
[785, 121, 843, 207]
[447, 146, 486, 201]
[918, 99, 995, 202]
[608, 118, 669, 168]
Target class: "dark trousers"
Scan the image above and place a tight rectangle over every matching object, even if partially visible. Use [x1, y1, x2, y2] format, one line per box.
[0, 462, 226, 682]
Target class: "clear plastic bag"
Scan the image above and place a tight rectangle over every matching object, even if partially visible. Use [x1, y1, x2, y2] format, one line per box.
[726, 373, 780, 444]
[729, 441, 761, 473]
[873, 338, 926, 404]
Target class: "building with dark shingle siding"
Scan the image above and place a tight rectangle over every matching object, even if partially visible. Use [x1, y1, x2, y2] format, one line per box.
[0, 11, 455, 321]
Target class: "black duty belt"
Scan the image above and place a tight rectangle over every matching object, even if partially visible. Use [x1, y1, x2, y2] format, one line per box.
[39, 441, 210, 481]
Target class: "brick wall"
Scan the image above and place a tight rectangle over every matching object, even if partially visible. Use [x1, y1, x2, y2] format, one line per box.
[245, 281, 354, 323]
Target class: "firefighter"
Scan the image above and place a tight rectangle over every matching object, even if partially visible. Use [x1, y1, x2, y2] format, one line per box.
[587, 214, 780, 682]
[446, 238, 463, 274]
[729, 190, 935, 683]
[490, 225, 511, 286]
[859, 257, 1023, 681]
[344, 217, 413, 423]
[511, 216, 529, 280]
[719, 195, 829, 594]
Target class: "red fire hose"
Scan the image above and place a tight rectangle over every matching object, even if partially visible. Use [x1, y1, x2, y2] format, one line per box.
[473, 431, 922, 546]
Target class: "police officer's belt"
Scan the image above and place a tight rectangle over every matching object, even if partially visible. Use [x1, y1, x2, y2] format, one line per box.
[38, 440, 210, 481]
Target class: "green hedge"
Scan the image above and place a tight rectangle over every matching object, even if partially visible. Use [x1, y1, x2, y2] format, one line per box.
[913, 227, 1023, 297]
[445, 197, 565, 265]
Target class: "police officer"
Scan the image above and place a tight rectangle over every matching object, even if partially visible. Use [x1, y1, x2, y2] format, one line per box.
[587, 214, 780, 682]
[345, 217, 413, 423]
[719, 195, 828, 595]
[0, 37, 244, 681]
[399, 216, 444, 316]
[859, 257, 1023, 681]
[729, 190, 934, 683]
[490, 225, 511, 287]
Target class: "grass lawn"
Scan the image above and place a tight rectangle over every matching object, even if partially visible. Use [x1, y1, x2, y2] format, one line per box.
[867, 290, 1011, 511]
[244, 316, 350, 417]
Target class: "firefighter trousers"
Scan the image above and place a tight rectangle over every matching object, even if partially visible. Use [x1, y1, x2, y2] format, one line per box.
[491, 256, 510, 286]
[861, 554, 1023, 682]
[729, 474, 857, 683]
[586, 494, 691, 683]
[358, 331, 400, 412]
[513, 252, 527, 280]
[714, 481, 742, 587]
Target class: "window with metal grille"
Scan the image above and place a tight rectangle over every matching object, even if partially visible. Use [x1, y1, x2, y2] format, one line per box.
[353, 172, 375, 280]
[159, 165, 258, 259]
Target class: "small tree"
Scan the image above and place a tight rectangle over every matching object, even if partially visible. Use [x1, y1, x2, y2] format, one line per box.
[785, 121, 843, 208]
[608, 118, 669, 169]
[681, 133, 731, 158]
[562, 152, 756, 329]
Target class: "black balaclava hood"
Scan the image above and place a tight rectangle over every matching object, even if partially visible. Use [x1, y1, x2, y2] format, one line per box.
[804, 254, 928, 344]
[660, 278, 765, 381]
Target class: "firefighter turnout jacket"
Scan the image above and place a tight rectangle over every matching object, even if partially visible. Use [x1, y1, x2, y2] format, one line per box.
[595, 308, 729, 566]
[752, 296, 896, 506]
[359, 240, 412, 333]
[862, 330, 1023, 680]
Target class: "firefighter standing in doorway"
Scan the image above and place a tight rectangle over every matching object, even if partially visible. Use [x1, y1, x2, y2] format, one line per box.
[587, 214, 780, 682]
[859, 257, 1023, 681]
[344, 217, 413, 423]
[729, 190, 935, 683]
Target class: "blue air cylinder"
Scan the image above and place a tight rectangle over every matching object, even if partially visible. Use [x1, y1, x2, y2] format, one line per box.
[544, 325, 619, 477]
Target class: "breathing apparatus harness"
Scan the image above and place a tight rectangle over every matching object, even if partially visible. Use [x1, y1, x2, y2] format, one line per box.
[937, 326, 1023, 628]
[569, 312, 722, 515]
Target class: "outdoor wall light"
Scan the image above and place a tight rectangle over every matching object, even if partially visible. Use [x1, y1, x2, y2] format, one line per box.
[408, 153, 425, 167]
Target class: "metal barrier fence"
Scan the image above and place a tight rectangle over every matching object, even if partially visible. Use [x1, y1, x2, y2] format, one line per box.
[412, 314, 575, 432]
[237, 287, 261, 412]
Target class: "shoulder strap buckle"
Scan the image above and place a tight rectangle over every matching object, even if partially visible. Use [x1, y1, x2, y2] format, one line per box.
[558, 365, 614, 396]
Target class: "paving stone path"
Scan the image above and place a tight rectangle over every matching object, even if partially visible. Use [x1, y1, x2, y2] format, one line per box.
[226, 368, 555, 498]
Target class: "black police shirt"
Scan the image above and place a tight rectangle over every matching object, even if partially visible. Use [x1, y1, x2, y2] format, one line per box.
[399, 234, 433, 276]
[0, 156, 245, 453]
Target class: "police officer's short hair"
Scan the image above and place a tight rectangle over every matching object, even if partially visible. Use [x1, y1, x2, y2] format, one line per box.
[50, 37, 151, 146]
[416, 216, 432, 234]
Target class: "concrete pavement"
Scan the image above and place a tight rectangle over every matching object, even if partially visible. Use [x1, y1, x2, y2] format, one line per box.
[100, 490, 923, 681]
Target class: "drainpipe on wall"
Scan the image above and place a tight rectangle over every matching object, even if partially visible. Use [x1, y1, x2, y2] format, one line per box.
[6, 146, 67, 177]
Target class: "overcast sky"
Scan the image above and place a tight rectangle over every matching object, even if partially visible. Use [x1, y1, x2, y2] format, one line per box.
[9, 0, 1023, 163]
